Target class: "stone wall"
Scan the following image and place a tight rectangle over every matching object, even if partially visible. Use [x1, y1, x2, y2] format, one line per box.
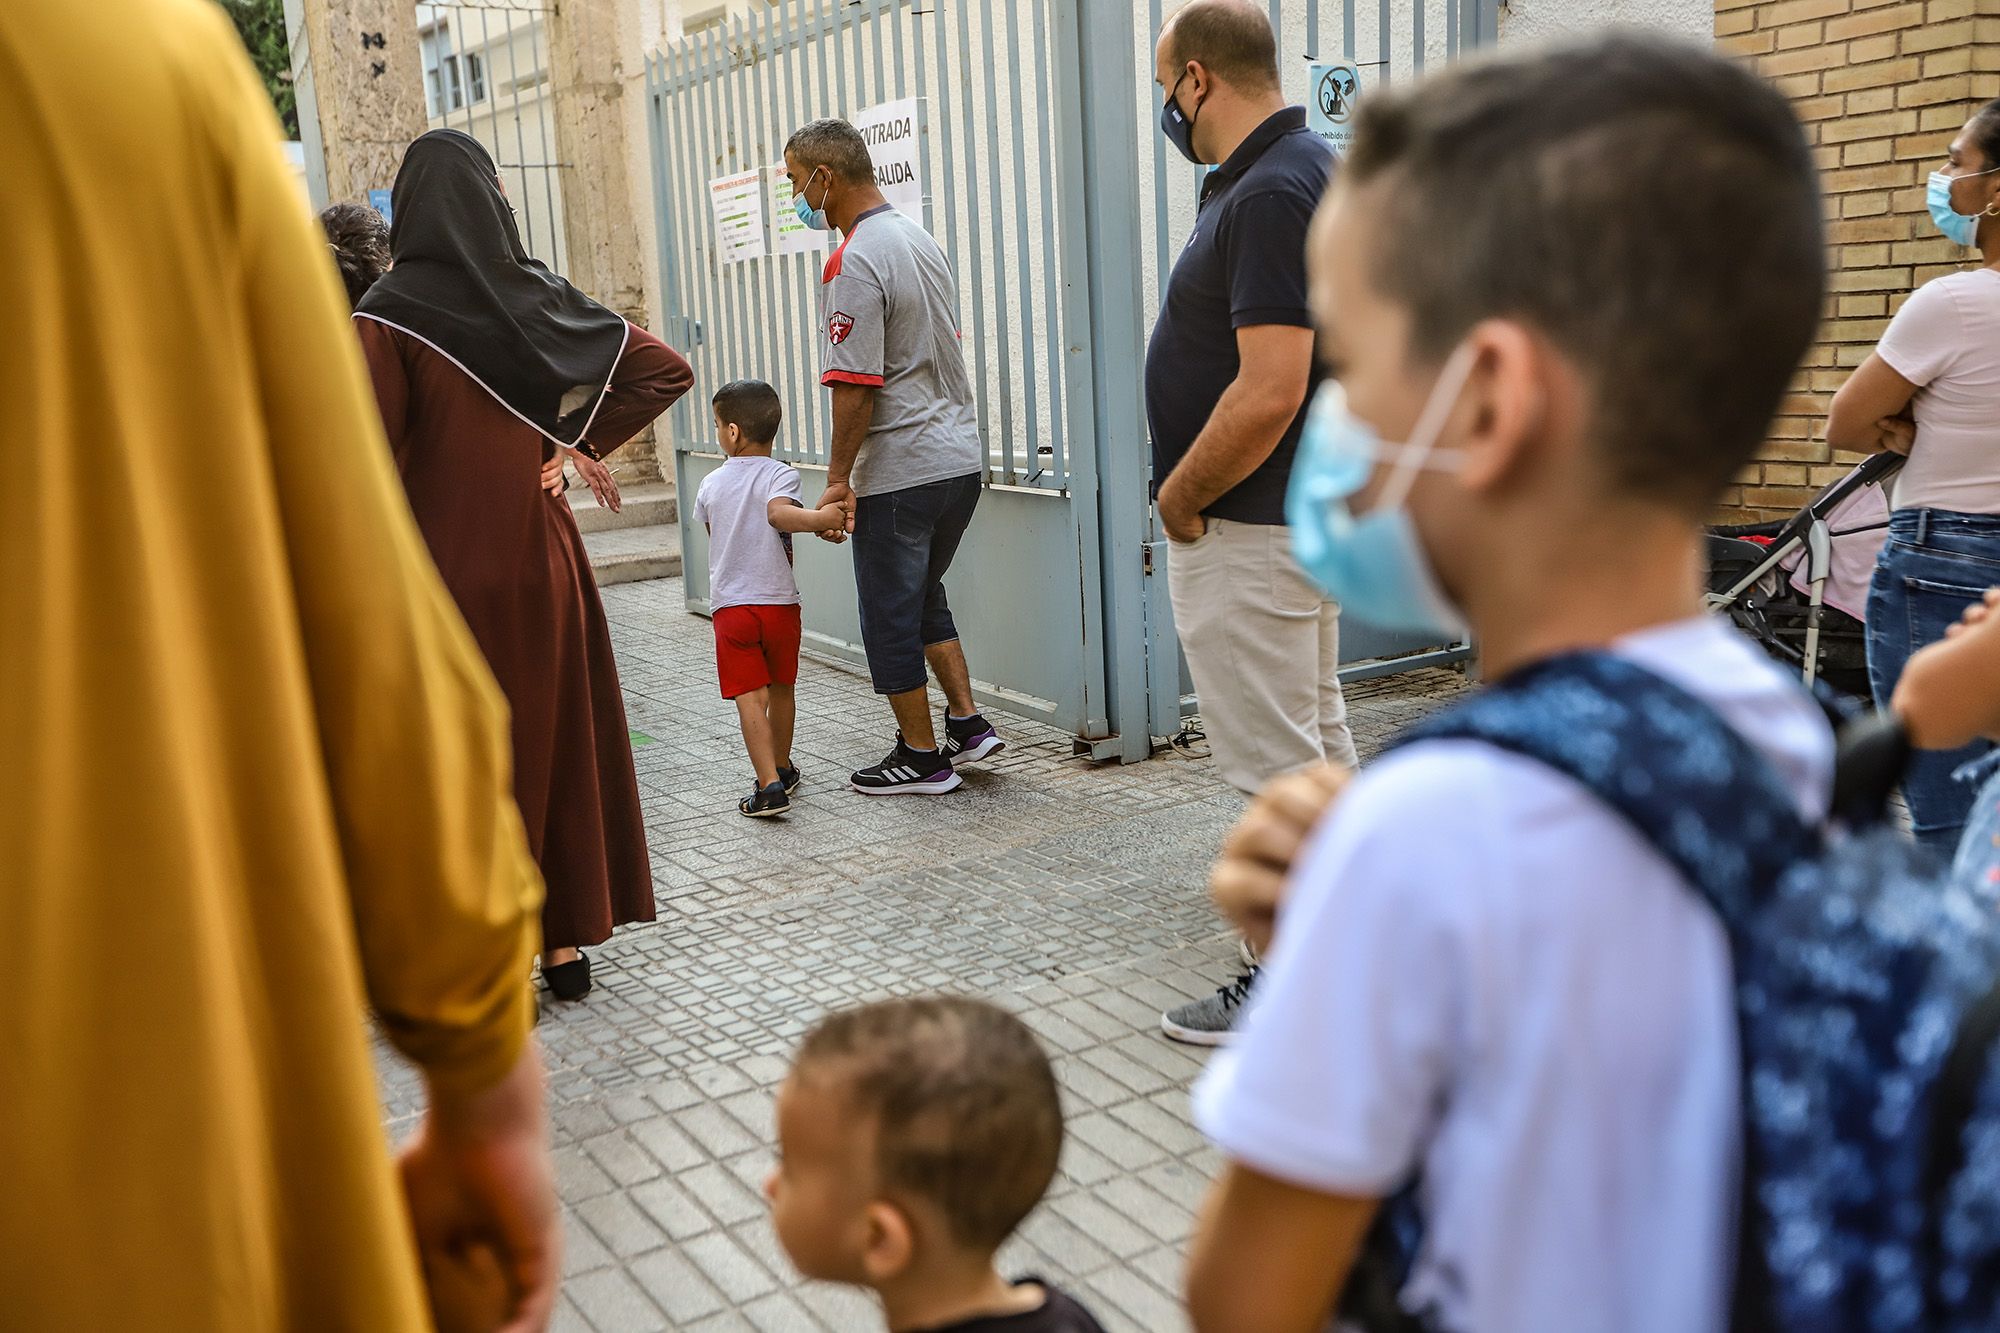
[1716, 0, 1995, 519]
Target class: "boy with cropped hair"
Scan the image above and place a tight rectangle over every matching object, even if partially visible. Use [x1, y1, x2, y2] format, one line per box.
[766, 996, 1107, 1332]
[1185, 33, 1833, 1333]
[694, 379, 849, 817]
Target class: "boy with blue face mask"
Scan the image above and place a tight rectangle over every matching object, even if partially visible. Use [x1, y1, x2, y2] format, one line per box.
[1184, 35, 1831, 1333]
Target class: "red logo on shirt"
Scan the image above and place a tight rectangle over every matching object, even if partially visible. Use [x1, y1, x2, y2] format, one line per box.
[828, 311, 855, 345]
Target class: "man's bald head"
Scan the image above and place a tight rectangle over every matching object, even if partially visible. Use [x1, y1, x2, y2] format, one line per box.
[1162, 0, 1281, 92]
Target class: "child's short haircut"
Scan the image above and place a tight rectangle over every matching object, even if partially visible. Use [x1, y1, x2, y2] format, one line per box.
[1339, 33, 1824, 516]
[712, 379, 783, 443]
[796, 996, 1063, 1251]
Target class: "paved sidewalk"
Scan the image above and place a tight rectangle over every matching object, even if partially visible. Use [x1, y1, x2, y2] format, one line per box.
[375, 578, 1467, 1332]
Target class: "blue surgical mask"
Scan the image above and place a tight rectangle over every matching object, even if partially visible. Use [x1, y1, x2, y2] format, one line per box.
[1286, 346, 1479, 639]
[793, 166, 831, 232]
[1161, 71, 1205, 166]
[1929, 165, 1999, 248]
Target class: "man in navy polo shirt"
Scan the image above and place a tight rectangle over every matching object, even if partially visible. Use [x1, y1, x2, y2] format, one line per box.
[1146, 0, 1358, 1046]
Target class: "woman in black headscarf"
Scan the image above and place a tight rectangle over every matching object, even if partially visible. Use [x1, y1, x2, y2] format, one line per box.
[355, 130, 692, 1001]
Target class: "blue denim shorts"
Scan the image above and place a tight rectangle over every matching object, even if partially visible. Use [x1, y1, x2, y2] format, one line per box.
[850, 473, 981, 695]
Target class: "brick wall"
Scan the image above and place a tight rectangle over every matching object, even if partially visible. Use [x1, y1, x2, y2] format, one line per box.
[1714, 0, 1996, 519]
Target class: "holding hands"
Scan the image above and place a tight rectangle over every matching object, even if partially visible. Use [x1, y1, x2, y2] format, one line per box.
[813, 480, 856, 544]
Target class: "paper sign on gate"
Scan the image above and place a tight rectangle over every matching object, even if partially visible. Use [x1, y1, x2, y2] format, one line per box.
[1307, 62, 1364, 157]
[853, 96, 925, 221]
[708, 169, 768, 263]
[770, 165, 831, 256]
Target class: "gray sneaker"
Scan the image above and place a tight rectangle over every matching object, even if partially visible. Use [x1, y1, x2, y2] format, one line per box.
[1160, 969, 1258, 1047]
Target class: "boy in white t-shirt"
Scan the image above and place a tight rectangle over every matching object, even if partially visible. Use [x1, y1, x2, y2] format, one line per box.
[1182, 36, 1833, 1333]
[693, 380, 849, 817]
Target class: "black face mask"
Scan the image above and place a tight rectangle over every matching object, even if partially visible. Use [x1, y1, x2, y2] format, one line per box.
[1161, 69, 1205, 165]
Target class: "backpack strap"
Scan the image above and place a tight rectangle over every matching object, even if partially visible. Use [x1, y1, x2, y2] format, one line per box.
[1390, 651, 1823, 1332]
[1391, 652, 1819, 933]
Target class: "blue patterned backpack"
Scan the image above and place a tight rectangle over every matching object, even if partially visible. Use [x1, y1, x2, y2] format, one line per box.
[1343, 652, 2000, 1331]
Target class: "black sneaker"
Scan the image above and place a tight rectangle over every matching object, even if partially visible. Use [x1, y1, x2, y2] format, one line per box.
[1160, 968, 1257, 1046]
[776, 764, 802, 794]
[941, 712, 1006, 765]
[740, 780, 790, 818]
[850, 734, 963, 796]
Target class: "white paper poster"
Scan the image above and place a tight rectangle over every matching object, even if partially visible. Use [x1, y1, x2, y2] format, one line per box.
[853, 97, 925, 221]
[708, 169, 767, 263]
[769, 165, 831, 256]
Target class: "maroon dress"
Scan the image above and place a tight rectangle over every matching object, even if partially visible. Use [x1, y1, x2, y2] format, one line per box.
[358, 318, 692, 950]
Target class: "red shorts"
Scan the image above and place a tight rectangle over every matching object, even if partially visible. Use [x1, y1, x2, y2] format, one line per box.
[713, 603, 802, 699]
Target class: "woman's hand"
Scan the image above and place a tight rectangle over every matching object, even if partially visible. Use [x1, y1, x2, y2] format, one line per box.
[566, 447, 620, 513]
[1871, 416, 1916, 456]
[540, 453, 566, 497]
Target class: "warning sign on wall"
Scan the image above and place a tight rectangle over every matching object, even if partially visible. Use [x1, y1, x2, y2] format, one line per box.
[1307, 62, 1364, 157]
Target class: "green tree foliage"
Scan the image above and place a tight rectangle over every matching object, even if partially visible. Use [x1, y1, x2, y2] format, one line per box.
[220, 0, 299, 139]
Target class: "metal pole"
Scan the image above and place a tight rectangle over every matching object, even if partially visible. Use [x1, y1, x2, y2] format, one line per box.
[1067, 0, 1152, 758]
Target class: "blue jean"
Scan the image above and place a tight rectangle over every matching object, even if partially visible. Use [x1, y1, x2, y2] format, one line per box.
[1867, 508, 2000, 853]
[851, 473, 981, 695]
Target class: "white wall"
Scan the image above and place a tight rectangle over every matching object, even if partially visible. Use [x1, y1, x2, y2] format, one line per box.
[1500, 0, 1714, 47]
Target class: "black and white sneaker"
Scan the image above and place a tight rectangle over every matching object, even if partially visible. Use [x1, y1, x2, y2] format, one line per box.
[1160, 969, 1258, 1046]
[850, 734, 963, 796]
[739, 780, 790, 818]
[941, 712, 1005, 764]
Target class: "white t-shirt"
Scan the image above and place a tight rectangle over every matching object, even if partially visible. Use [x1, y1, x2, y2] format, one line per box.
[692, 455, 805, 613]
[1877, 266, 2000, 514]
[1194, 617, 1833, 1333]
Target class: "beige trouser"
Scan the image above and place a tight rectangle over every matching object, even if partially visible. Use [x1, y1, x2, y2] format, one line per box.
[1167, 517, 1359, 794]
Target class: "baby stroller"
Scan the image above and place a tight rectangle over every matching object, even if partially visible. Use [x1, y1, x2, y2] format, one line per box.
[1705, 451, 1904, 699]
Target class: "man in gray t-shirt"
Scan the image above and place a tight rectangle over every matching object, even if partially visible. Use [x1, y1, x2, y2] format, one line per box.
[785, 117, 1004, 796]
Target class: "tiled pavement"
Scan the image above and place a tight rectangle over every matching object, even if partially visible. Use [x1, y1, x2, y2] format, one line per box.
[374, 577, 1469, 1332]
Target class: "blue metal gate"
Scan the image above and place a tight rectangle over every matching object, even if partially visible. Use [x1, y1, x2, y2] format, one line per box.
[645, 0, 1496, 761]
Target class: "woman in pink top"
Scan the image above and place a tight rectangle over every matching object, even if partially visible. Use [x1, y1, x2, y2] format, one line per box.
[1827, 98, 2000, 852]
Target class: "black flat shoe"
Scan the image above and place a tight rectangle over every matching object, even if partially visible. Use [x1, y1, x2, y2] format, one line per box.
[543, 952, 592, 1001]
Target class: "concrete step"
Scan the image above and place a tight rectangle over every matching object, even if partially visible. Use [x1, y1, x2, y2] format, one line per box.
[569, 481, 677, 535]
[583, 522, 683, 586]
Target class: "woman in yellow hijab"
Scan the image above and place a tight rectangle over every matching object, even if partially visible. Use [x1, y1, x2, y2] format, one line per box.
[2, 0, 559, 1327]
